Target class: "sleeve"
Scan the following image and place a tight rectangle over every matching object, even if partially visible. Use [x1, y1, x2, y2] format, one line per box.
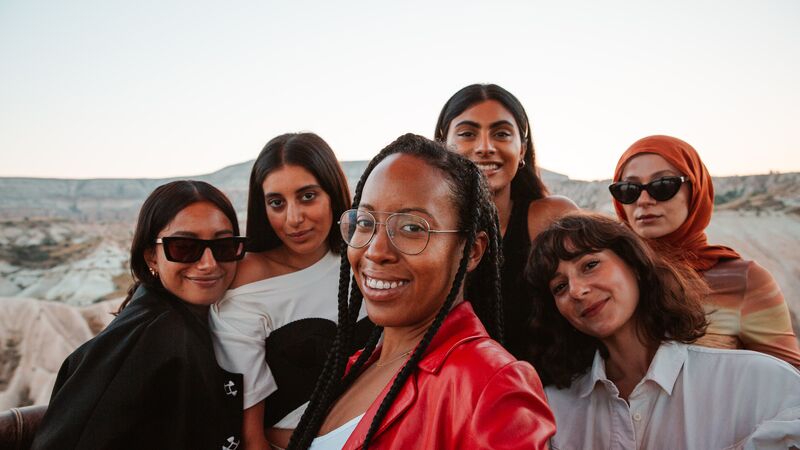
[209, 296, 277, 409]
[461, 361, 556, 450]
[738, 262, 800, 368]
[31, 312, 187, 450]
[741, 406, 800, 450]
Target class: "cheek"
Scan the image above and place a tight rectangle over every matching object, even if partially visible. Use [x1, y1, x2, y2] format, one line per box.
[621, 203, 636, 222]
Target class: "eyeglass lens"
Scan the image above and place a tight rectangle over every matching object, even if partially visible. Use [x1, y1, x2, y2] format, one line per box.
[339, 210, 431, 255]
[610, 176, 684, 204]
[162, 237, 245, 263]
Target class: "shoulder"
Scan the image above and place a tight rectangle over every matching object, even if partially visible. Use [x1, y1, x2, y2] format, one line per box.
[443, 337, 539, 388]
[685, 345, 800, 384]
[527, 195, 579, 240]
[741, 259, 779, 289]
[230, 252, 275, 288]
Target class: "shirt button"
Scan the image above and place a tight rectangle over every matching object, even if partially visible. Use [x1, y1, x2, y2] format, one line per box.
[633, 412, 642, 421]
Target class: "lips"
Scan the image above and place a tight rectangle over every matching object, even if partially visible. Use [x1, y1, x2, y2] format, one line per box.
[580, 298, 609, 318]
[286, 229, 312, 240]
[360, 274, 410, 301]
[635, 214, 662, 224]
[186, 274, 224, 288]
[473, 161, 502, 174]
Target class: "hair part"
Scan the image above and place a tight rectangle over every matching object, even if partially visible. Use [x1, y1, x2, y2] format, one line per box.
[119, 180, 240, 312]
[523, 212, 708, 388]
[434, 83, 549, 201]
[246, 132, 351, 253]
[288, 134, 504, 449]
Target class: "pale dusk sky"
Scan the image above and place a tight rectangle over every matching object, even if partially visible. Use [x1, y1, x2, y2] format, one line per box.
[1, 0, 798, 181]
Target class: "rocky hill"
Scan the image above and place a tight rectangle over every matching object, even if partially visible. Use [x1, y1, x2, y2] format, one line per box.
[1, 163, 799, 410]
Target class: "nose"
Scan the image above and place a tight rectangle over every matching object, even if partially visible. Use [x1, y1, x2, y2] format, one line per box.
[474, 131, 495, 156]
[568, 277, 590, 300]
[196, 247, 219, 269]
[363, 223, 398, 264]
[287, 201, 304, 226]
[636, 188, 656, 207]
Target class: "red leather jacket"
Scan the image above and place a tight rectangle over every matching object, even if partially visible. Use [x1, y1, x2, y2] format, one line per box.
[340, 301, 556, 449]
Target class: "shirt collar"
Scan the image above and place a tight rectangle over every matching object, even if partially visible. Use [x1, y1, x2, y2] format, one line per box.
[575, 341, 688, 398]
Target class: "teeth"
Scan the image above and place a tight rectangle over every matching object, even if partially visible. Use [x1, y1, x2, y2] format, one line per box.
[476, 163, 500, 170]
[366, 277, 407, 290]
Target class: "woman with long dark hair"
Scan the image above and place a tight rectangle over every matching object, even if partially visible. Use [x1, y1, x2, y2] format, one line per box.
[610, 135, 800, 367]
[435, 83, 578, 358]
[209, 133, 368, 450]
[288, 134, 555, 449]
[525, 213, 800, 449]
[32, 180, 246, 450]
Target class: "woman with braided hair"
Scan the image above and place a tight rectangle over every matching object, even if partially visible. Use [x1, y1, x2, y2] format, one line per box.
[287, 134, 555, 449]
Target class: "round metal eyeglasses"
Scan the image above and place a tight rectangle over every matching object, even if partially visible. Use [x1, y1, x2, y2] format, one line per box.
[338, 209, 463, 255]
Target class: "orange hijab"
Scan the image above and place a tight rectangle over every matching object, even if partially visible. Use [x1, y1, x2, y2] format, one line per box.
[612, 135, 739, 271]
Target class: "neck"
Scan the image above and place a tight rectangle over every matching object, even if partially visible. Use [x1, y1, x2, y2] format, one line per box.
[492, 187, 513, 237]
[269, 244, 328, 271]
[601, 323, 656, 398]
[378, 298, 463, 364]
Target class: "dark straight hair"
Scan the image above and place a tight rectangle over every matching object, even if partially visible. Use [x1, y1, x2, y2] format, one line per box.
[120, 180, 240, 311]
[246, 132, 351, 253]
[288, 134, 504, 449]
[434, 83, 549, 201]
[524, 213, 708, 388]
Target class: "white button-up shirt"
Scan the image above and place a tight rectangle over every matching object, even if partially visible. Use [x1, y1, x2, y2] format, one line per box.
[545, 342, 800, 450]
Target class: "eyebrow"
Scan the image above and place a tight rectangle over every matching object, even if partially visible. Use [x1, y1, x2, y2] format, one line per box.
[264, 184, 322, 197]
[453, 119, 516, 129]
[358, 204, 435, 217]
[167, 230, 235, 238]
[623, 170, 680, 181]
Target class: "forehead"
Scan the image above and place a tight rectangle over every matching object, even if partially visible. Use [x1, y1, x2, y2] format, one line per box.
[452, 100, 519, 128]
[160, 201, 233, 235]
[262, 164, 319, 190]
[621, 153, 682, 180]
[360, 154, 457, 222]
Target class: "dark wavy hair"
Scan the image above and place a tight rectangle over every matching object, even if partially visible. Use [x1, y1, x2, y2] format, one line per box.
[120, 180, 240, 311]
[524, 213, 708, 388]
[246, 132, 351, 253]
[434, 83, 549, 201]
[288, 134, 504, 449]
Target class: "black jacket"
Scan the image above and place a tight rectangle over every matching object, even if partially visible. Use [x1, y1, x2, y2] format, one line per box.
[31, 285, 243, 450]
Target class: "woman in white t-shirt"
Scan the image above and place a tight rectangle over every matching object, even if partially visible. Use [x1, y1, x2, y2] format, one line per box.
[209, 133, 369, 450]
[524, 213, 800, 450]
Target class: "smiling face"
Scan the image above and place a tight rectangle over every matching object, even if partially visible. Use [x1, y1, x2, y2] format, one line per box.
[445, 100, 525, 196]
[548, 249, 640, 341]
[262, 164, 333, 263]
[348, 154, 473, 329]
[620, 153, 690, 239]
[145, 201, 238, 306]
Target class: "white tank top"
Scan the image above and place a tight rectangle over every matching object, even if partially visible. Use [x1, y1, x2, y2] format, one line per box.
[308, 413, 365, 450]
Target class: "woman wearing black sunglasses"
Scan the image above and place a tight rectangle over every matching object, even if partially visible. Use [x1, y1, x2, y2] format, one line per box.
[208, 133, 369, 450]
[32, 180, 246, 450]
[610, 135, 800, 367]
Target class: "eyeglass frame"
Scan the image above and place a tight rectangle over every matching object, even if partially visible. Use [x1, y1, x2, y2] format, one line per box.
[338, 209, 464, 255]
[154, 236, 248, 263]
[608, 175, 689, 205]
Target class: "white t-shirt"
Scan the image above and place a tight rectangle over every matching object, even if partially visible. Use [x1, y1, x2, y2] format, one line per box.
[545, 341, 800, 450]
[209, 252, 356, 425]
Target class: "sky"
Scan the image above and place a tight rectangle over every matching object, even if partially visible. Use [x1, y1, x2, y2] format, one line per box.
[0, 0, 798, 181]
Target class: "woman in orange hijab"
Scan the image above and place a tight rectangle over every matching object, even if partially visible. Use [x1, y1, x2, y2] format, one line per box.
[610, 135, 800, 367]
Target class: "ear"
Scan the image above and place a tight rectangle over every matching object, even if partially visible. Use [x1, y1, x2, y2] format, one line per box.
[466, 231, 488, 273]
[144, 247, 158, 273]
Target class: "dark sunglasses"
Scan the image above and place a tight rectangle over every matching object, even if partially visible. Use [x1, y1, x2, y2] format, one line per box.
[155, 236, 247, 263]
[608, 176, 688, 204]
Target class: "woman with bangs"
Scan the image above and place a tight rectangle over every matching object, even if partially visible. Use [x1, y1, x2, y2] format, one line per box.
[435, 83, 578, 358]
[209, 133, 368, 450]
[525, 213, 800, 450]
[609, 135, 800, 367]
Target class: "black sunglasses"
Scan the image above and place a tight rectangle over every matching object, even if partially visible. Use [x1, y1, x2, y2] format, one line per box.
[155, 236, 247, 263]
[608, 176, 689, 204]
